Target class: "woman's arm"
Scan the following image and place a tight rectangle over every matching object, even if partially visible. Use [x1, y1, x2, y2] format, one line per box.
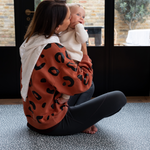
[43, 43, 93, 96]
[81, 42, 88, 55]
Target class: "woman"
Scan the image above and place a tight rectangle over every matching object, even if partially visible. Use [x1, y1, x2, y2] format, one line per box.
[20, 0, 126, 135]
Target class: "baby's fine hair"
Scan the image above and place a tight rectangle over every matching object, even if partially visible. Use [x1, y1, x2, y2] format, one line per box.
[66, 3, 82, 9]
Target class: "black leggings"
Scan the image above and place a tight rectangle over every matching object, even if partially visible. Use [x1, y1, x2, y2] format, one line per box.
[47, 82, 126, 136]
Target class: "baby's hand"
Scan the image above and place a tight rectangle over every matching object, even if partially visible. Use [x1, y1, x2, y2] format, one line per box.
[70, 21, 79, 29]
[57, 97, 69, 104]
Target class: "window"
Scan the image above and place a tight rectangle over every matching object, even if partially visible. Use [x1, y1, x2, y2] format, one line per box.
[0, 0, 16, 46]
[114, 0, 150, 46]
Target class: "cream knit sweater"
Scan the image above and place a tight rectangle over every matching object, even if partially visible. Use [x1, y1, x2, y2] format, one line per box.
[59, 23, 88, 62]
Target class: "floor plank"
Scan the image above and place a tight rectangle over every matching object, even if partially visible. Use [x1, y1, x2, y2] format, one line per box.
[0, 97, 150, 105]
[0, 99, 23, 105]
[126, 96, 150, 103]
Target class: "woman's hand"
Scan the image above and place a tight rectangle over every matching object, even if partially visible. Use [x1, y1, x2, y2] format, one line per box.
[81, 43, 88, 55]
[57, 97, 69, 104]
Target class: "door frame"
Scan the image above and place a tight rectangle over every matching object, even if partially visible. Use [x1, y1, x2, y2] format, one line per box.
[0, 0, 22, 98]
[108, 0, 150, 96]
[1, 0, 149, 98]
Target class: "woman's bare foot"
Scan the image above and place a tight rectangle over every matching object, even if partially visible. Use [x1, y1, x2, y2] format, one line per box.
[82, 125, 98, 134]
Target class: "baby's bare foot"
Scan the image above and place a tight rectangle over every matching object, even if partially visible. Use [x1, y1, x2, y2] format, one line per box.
[82, 125, 98, 134]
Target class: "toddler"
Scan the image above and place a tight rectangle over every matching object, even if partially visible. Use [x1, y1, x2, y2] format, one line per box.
[58, 3, 88, 103]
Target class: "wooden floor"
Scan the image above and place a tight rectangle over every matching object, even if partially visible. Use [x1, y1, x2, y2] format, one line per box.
[0, 96, 150, 105]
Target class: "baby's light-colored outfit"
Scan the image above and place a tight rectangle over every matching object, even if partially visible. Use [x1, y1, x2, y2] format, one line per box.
[59, 23, 89, 99]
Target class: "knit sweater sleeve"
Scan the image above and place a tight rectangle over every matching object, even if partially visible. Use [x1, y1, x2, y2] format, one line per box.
[75, 24, 89, 44]
[43, 43, 93, 96]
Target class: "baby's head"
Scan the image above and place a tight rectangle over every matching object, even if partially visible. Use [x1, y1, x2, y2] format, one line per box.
[67, 3, 85, 28]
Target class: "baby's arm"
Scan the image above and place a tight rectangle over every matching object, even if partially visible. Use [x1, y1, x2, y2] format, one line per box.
[75, 23, 89, 44]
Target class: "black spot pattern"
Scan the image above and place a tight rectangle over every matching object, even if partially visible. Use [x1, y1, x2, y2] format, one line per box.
[26, 115, 31, 117]
[65, 51, 71, 59]
[60, 105, 66, 110]
[36, 116, 43, 123]
[84, 73, 89, 85]
[29, 78, 32, 87]
[28, 107, 33, 114]
[55, 43, 64, 48]
[63, 76, 74, 87]
[47, 88, 54, 94]
[35, 63, 45, 70]
[55, 52, 65, 63]
[63, 82, 66, 86]
[54, 100, 59, 104]
[51, 113, 54, 116]
[41, 54, 45, 58]
[47, 116, 50, 120]
[66, 62, 77, 72]
[42, 103, 46, 108]
[41, 78, 46, 83]
[44, 44, 51, 49]
[29, 101, 36, 110]
[51, 104, 54, 109]
[54, 91, 59, 99]
[77, 75, 82, 81]
[48, 67, 59, 76]
[32, 91, 42, 100]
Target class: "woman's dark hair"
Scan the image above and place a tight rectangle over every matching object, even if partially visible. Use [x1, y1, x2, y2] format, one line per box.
[55, 0, 66, 3]
[24, 1, 68, 42]
[44, 0, 66, 3]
